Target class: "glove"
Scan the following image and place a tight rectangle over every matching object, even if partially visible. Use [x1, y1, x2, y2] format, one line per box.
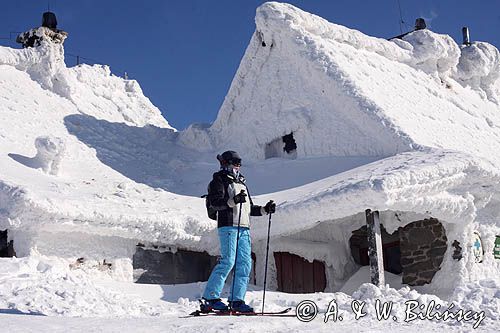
[233, 190, 247, 204]
[264, 200, 276, 214]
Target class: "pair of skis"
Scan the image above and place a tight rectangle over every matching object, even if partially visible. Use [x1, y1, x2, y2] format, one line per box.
[187, 306, 294, 318]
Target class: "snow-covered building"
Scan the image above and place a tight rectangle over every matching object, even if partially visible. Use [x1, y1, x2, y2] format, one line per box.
[1, 2, 500, 299]
[180, 2, 500, 295]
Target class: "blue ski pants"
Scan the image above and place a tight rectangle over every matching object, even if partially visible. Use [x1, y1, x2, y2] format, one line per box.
[203, 226, 252, 302]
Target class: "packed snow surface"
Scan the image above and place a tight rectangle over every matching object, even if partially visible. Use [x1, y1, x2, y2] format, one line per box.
[1, 256, 499, 332]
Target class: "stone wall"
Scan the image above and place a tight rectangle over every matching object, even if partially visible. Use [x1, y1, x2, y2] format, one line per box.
[399, 218, 447, 286]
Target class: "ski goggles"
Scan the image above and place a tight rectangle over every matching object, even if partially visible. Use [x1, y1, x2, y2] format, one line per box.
[230, 159, 242, 167]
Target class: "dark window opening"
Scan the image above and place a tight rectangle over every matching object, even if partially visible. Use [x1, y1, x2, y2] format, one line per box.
[0, 230, 15, 257]
[349, 225, 402, 274]
[265, 132, 297, 159]
[282, 133, 297, 154]
[274, 251, 326, 293]
[133, 246, 218, 284]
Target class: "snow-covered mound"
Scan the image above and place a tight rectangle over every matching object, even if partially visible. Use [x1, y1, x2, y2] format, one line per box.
[182, 2, 500, 165]
[455, 41, 500, 103]
[0, 256, 174, 316]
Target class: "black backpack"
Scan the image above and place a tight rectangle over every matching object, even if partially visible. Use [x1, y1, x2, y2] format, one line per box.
[203, 171, 239, 220]
[202, 192, 217, 221]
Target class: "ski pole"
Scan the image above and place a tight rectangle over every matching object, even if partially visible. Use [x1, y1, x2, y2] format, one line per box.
[229, 190, 245, 313]
[262, 202, 273, 315]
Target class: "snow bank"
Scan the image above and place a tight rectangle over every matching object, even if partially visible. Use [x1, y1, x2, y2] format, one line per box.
[0, 256, 173, 317]
[1, 256, 497, 330]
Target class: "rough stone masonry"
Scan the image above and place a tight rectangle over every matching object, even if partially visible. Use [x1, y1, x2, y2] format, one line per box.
[399, 218, 448, 286]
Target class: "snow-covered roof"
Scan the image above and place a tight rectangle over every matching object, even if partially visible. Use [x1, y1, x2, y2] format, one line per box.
[183, 2, 500, 165]
[0, 42, 211, 250]
[2, 2, 500, 253]
[250, 149, 500, 241]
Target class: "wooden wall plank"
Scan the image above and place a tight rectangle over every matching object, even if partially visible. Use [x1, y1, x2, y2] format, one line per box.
[274, 251, 327, 293]
[303, 257, 314, 292]
[313, 260, 326, 292]
[273, 252, 283, 291]
[281, 252, 294, 292]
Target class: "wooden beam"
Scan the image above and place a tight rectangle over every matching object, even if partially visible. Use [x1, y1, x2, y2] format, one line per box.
[366, 209, 385, 286]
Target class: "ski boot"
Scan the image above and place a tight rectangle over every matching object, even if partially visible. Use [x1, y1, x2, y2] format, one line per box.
[200, 298, 229, 313]
[228, 300, 254, 313]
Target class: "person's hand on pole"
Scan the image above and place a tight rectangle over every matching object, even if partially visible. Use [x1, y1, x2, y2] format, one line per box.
[264, 200, 275, 214]
[233, 190, 247, 204]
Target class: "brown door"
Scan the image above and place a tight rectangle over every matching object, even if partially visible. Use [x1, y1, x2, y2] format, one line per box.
[274, 252, 326, 293]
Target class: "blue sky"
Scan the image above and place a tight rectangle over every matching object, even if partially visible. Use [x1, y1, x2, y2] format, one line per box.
[2, 1, 500, 129]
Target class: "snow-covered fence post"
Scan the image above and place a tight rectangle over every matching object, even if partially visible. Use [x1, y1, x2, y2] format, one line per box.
[365, 209, 385, 286]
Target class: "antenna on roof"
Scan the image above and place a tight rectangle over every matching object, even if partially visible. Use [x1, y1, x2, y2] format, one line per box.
[396, 0, 405, 34]
[48, 0, 50, 11]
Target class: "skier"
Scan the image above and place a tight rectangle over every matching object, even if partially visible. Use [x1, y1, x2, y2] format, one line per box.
[202, 150, 276, 313]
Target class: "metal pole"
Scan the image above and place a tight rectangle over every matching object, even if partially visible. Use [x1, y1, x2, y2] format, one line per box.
[261, 207, 273, 314]
[366, 209, 385, 286]
[462, 27, 471, 46]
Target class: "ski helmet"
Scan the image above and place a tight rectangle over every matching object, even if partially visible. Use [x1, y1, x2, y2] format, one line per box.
[217, 150, 242, 166]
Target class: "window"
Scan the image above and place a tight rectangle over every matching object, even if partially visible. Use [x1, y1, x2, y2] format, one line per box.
[265, 132, 297, 159]
[0, 230, 15, 257]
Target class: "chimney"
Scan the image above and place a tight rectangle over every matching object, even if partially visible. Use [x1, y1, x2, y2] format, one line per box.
[462, 27, 471, 46]
[415, 18, 426, 30]
[42, 12, 58, 30]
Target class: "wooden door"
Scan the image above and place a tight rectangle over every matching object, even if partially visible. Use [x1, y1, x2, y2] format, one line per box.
[274, 252, 326, 293]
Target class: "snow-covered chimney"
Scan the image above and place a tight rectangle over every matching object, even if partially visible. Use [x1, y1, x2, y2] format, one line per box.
[415, 18, 426, 30]
[462, 27, 471, 46]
